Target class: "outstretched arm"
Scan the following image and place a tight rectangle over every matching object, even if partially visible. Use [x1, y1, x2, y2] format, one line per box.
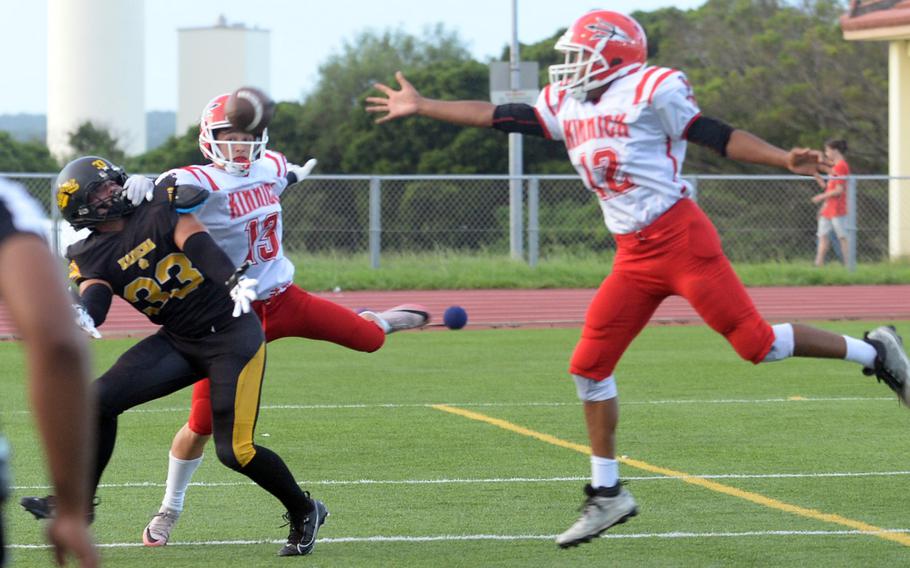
[687, 116, 830, 176]
[366, 71, 495, 127]
[726, 130, 829, 176]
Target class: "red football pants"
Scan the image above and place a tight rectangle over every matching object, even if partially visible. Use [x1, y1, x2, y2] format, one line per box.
[188, 284, 386, 434]
[569, 198, 774, 381]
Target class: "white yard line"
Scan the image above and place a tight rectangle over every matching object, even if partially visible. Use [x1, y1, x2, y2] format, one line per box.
[2, 396, 891, 416]
[9, 528, 910, 549]
[12, 470, 910, 491]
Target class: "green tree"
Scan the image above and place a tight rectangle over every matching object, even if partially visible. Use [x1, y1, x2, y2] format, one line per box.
[67, 121, 126, 165]
[124, 124, 204, 175]
[635, 0, 887, 173]
[0, 131, 57, 172]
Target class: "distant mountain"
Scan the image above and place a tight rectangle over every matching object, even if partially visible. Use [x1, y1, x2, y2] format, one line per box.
[0, 112, 176, 151]
[0, 114, 45, 142]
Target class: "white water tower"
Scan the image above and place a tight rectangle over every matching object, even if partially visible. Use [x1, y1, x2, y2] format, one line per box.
[176, 16, 270, 136]
[47, 0, 146, 158]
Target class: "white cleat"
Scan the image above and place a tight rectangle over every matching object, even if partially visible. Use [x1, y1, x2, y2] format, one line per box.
[360, 304, 430, 333]
[142, 507, 181, 547]
[556, 483, 638, 548]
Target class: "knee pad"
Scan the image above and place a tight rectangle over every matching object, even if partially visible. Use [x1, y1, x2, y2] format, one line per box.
[573, 374, 618, 401]
[762, 323, 795, 363]
[214, 439, 256, 470]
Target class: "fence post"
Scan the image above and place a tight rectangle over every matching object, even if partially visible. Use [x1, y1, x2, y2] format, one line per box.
[688, 175, 698, 203]
[510, 174, 524, 260]
[847, 176, 857, 272]
[369, 177, 381, 269]
[527, 177, 539, 267]
[48, 175, 61, 256]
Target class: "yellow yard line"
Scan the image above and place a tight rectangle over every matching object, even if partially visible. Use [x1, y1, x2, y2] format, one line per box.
[432, 404, 910, 547]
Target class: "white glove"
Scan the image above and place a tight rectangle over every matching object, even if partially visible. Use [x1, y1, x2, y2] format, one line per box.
[72, 304, 102, 339]
[122, 175, 154, 206]
[229, 276, 258, 317]
[288, 158, 317, 183]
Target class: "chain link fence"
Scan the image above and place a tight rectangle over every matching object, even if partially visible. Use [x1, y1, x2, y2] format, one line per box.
[2, 172, 894, 268]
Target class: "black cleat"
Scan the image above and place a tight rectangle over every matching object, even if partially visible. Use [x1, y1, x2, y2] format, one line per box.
[20, 495, 54, 520]
[277, 496, 328, 557]
[19, 494, 97, 523]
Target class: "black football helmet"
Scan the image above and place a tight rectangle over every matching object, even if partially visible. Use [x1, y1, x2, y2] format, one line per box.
[55, 156, 134, 229]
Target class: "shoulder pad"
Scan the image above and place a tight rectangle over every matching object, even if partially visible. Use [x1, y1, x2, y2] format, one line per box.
[173, 184, 210, 213]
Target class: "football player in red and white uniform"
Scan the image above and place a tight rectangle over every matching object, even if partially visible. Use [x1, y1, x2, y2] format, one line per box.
[367, 9, 910, 548]
[126, 93, 430, 548]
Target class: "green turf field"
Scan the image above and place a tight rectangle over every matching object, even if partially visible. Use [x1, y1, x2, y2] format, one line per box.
[3, 321, 910, 566]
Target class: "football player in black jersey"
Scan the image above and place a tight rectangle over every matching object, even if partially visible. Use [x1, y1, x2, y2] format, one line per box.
[20, 156, 327, 557]
[0, 179, 98, 567]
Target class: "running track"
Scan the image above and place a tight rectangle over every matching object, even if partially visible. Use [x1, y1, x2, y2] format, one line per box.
[1, 285, 908, 338]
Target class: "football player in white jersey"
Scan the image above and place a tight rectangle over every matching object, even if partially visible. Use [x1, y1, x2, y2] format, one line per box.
[367, 9, 910, 548]
[125, 92, 430, 547]
[0, 180, 98, 567]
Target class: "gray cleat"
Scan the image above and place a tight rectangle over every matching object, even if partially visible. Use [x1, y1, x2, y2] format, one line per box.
[864, 325, 910, 406]
[556, 483, 638, 548]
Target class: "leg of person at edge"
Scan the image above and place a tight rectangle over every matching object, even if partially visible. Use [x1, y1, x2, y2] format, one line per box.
[21, 155, 331, 557]
[106, 92, 429, 546]
[363, 9, 910, 549]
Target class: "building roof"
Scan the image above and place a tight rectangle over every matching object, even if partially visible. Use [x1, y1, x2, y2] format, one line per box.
[841, 0, 910, 39]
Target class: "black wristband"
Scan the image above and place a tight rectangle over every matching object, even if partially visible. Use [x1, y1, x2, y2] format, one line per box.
[181, 231, 235, 287]
[81, 283, 112, 326]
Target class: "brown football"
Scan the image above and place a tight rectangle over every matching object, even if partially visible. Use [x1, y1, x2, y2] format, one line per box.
[225, 86, 275, 134]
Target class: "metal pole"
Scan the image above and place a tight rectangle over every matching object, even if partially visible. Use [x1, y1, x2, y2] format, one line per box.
[528, 177, 539, 268]
[49, 175, 61, 256]
[847, 176, 857, 272]
[369, 177, 381, 269]
[508, 0, 524, 260]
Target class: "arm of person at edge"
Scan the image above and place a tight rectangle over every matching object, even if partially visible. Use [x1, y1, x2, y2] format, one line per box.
[0, 234, 99, 568]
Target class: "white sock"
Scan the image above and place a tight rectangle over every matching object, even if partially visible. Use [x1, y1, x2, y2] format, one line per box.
[844, 335, 877, 368]
[591, 455, 619, 489]
[162, 452, 203, 512]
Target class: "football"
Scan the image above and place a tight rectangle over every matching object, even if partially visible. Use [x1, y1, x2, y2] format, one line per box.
[225, 86, 275, 134]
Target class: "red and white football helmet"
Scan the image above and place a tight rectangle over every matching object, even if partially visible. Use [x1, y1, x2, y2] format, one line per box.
[198, 93, 269, 176]
[548, 10, 647, 101]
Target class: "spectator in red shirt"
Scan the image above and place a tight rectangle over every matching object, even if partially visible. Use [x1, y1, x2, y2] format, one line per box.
[812, 139, 850, 266]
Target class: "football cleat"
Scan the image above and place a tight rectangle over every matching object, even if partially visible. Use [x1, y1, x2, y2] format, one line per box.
[556, 483, 638, 548]
[20, 495, 54, 520]
[20, 495, 97, 523]
[142, 507, 181, 547]
[278, 497, 328, 557]
[863, 326, 910, 406]
[360, 304, 430, 333]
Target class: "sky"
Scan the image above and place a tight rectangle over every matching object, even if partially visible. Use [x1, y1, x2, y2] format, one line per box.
[2, 0, 706, 115]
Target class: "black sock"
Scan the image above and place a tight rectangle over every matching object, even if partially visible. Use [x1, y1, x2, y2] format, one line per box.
[239, 446, 311, 516]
